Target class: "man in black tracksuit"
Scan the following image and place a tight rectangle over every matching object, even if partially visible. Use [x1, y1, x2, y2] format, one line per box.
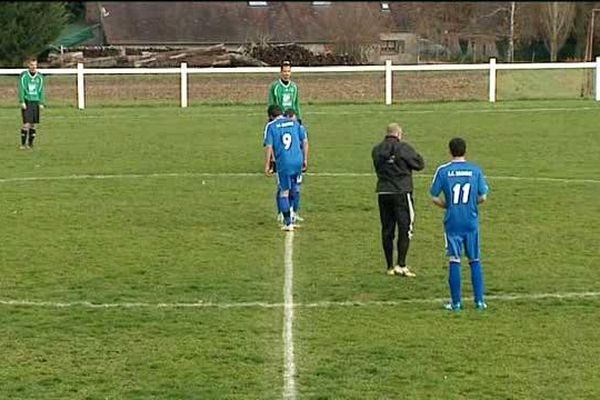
[372, 123, 425, 276]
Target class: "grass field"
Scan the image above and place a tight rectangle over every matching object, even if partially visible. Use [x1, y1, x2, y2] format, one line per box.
[0, 100, 599, 399]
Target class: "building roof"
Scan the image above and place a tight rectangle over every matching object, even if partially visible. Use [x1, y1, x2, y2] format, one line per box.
[89, 1, 396, 45]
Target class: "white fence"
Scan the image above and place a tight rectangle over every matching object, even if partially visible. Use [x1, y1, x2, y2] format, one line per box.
[2, 57, 600, 109]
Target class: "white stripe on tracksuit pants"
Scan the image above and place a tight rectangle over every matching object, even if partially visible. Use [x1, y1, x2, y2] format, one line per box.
[377, 192, 415, 269]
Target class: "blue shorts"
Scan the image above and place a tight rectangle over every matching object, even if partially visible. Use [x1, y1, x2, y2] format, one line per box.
[277, 170, 301, 192]
[445, 230, 480, 261]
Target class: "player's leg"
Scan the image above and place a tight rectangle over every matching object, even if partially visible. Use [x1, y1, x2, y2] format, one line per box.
[29, 102, 40, 148]
[25, 101, 39, 148]
[466, 230, 486, 309]
[393, 193, 416, 277]
[288, 182, 296, 221]
[377, 194, 396, 274]
[276, 171, 293, 230]
[275, 185, 283, 222]
[445, 233, 465, 310]
[20, 124, 30, 149]
[28, 124, 37, 148]
[291, 174, 303, 222]
[272, 160, 283, 222]
[20, 105, 30, 149]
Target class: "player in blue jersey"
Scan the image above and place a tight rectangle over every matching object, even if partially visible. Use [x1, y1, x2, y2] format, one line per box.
[284, 108, 307, 224]
[263, 109, 282, 220]
[262, 108, 308, 225]
[264, 105, 309, 231]
[430, 137, 490, 311]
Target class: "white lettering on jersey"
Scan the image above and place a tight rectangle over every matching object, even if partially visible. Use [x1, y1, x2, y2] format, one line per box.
[277, 121, 295, 128]
[283, 93, 292, 107]
[448, 170, 473, 177]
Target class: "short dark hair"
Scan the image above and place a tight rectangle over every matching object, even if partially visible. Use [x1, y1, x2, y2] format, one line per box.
[268, 104, 282, 118]
[284, 108, 295, 117]
[281, 60, 292, 70]
[449, 137, 467, 157]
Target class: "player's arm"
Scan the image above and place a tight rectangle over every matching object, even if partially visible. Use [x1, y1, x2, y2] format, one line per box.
[264, 146, 274, 176]
[299, 125, 308, 171]
[263, 122, 276, 168]
[294, 85, 302, 123]
[39, 75, 45, 106]
[18, 73, 26, 108]
[399, 143, 425, 171]
[267, 82, 277, 107]
[430, 171, 446, 208]
[263, 125, 275, 176]
[432, 196, 446, 209]
[302, 139, 309, 172]
[372, 147, 381, 171]
[477, 170, 490, 204]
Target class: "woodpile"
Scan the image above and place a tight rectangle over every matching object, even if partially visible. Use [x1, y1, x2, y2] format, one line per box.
[42, 43, 356, 68]
[246, 43, 358, 66]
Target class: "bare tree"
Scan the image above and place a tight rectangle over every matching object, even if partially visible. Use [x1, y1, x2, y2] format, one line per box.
[538, 2, 576, 61]
[572, 2, 596, 60]
[320, 3, 389, 63]
[508, 2, 516, 61]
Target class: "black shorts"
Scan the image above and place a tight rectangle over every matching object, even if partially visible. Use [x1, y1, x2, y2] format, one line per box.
[22, 101, 40, 124]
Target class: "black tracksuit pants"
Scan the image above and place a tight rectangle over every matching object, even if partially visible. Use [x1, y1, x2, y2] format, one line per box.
[377, 192, 415, 269]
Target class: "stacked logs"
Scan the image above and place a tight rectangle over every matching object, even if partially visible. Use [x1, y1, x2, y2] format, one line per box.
[42, 43, 357, 68]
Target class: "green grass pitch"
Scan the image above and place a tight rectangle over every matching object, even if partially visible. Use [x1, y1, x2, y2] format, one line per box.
[0, 100, 598, 399]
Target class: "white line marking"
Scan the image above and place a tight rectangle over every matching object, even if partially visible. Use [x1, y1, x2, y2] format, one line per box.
[283, 231, 297, 400]
[1, 291, 598, 309]
[0, 106, 597, 120]
[0, 172, 597, 184]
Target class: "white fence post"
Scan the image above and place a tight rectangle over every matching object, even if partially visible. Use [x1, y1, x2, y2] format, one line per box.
[385, 59, 392, 105]
[5, 61, 600, 108]
[180, 62, 188, 108]
[595, 57, 600, 101]
[77, 63, 85, 110]
[488, 58, 496, 103]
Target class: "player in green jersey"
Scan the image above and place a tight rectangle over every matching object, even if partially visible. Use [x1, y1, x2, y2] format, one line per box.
[266, 60, 304, 223]
[267, 60, 302, 125]
[18, 59, 45, 149]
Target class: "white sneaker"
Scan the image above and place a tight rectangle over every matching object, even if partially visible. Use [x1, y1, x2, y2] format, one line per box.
[393, 266, 416, 277]
[293, 214, 304, 222]
[281, 224, 294, 232]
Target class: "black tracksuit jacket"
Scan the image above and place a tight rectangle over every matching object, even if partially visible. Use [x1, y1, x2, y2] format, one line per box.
[371, 135, 425, 193]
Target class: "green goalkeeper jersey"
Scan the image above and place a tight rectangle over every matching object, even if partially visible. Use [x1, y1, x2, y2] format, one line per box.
[268, 79, 301, 120]
[18, 71, 45, 104]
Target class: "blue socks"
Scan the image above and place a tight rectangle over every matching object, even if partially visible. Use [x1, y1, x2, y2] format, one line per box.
[448, 261, 462, 306]
[277, 194, 291, 226]
[448, 260, 486, 307]
[291, 188, 300, 215]
[275, 188, 282, 214]
[470, 260, 485, 304]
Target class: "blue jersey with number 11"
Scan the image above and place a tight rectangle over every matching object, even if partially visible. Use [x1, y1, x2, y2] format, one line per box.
[430, 161, 489, 233]
[264, 116, 306, 173]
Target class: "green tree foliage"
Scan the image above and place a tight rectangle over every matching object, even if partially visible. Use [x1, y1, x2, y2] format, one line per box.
[0, 2, 67, 67]
[65, 1, 85, 23]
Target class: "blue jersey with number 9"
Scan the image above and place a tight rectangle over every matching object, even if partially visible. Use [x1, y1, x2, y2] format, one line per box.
[264, 116, 306, 174]
[430, 161, 489, 233]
